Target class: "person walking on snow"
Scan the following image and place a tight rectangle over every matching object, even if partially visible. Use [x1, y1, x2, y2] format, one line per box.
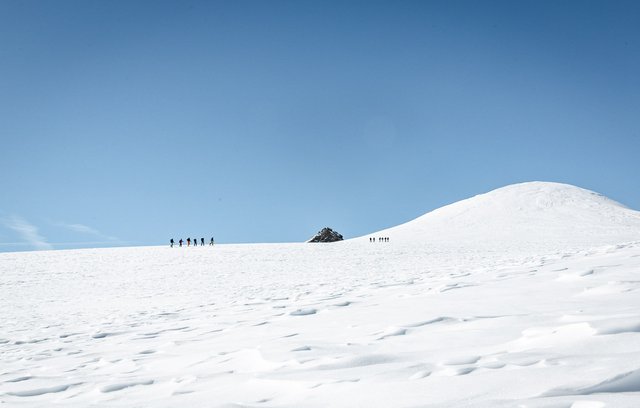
[210, 237, 214, 246]
[201, 238, 205, 246]
[194, 238, 197, 246]
[170, 238, 174, 248]
[187, 238, 191, 246]
[179, 239, 183, 247]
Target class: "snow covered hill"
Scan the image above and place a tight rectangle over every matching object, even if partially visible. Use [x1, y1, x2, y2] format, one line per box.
[360, 181, 640, 252]
[1, 182, 640, 407]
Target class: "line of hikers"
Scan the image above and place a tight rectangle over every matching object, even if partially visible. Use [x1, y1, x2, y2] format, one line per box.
[370, 237, 390, 242]
[170, 237, 214, 247]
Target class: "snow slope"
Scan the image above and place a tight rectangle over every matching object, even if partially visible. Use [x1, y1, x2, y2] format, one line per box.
[1, 182, 640, 407]
[361, 181, 640, 252]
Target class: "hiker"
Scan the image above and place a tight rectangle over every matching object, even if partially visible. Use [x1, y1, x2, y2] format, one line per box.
[201, 238, 205, 246]
[210, 237, 214, 246]
[170, 238, 174, 248]
[179, 239, 183, 247]
[194, 238, 198, 246]
[187, 238, 191, 246]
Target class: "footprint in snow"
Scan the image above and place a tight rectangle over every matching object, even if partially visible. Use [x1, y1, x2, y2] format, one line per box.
[5, 376, 33, 383]
[377, 327, 407, 340]
[439, 282, 476, 292]
[92, 332, 123, 339]
[403, 317, 451, 327]
[442, 355, 481, 365]
[7, 383, 80, 397]
[409, 370, 431, 380]
[290, 308, 317, 316]
[436, 366, 476, 376]
[100, 379, 154, 393]
[481, 361, 506, 369]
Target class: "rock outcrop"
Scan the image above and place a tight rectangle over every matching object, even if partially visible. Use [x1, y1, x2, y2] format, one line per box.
[307, 227, 344, 243]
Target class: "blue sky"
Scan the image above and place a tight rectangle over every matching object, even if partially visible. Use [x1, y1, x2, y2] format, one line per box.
[1, 0, 639, 251]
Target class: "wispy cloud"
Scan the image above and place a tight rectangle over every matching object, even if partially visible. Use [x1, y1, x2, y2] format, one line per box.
[63, 223, 101, 235]
[53, 221, 118, 241]
[1, 215, 53, 250]
[0, 240, 136, 251]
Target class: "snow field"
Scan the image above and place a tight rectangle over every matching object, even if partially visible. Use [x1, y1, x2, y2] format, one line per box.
[2, 182, 640, 407]
[1, 240, 640, 407]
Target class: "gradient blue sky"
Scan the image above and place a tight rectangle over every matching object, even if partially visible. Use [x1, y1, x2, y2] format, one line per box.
[1, 0, 639, 251]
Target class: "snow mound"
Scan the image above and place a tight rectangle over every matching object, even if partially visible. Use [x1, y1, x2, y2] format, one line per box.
[360, 182, 640, 251]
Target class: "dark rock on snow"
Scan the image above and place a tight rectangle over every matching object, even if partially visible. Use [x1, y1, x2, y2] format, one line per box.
[307, 227, 344, 243]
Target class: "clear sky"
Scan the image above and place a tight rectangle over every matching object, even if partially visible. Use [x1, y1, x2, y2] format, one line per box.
[1, 0, 640, 251]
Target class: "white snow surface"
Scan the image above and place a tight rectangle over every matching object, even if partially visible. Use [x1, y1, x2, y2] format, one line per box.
[362, 182, 640, 252]
[2, 182, 640, 407]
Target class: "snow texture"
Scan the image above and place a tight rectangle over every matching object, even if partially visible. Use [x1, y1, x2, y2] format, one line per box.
[1, 182, 640, 407]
